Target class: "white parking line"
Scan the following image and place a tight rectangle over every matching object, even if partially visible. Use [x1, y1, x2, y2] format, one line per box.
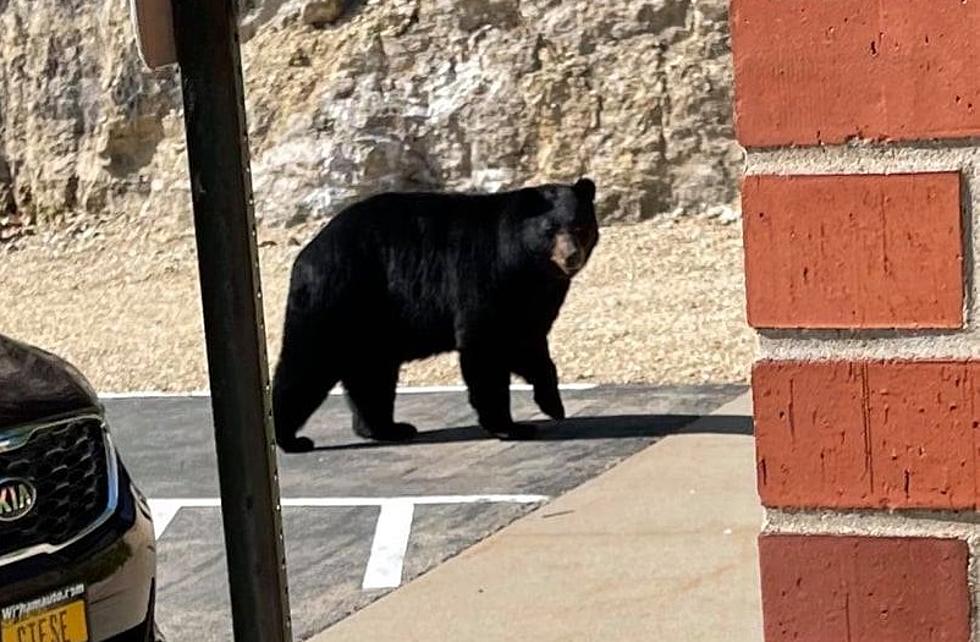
[100, 383, 596, 399]
[147, 494, 548, 590]
[148, 500, 184, 539]
[100, 390, 211, 399]
[362, 501, 415, 590]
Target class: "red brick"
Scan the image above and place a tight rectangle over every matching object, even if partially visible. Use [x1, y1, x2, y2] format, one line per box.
[743, 173, 963, 329]
[753, 360, 980, 510]
[732, 0, 980, 146]
[759, 535, 970, 642]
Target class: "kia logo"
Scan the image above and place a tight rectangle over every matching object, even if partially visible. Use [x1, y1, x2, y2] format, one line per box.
[0, 478, 36, 522]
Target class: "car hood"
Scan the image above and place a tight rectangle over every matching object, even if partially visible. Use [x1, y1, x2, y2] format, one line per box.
[0, 334, 101, 428]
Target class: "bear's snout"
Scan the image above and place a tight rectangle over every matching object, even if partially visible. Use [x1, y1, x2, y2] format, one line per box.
[551, 232, 586, 276]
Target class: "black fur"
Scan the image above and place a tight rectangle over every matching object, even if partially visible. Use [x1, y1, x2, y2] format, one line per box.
[272, 178, 599, 452]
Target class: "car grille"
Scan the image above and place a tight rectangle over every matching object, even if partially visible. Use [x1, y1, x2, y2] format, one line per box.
[0, 416, 111, 559]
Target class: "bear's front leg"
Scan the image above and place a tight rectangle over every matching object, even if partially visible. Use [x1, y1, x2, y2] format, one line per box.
[343, 359, 418, 442]
[460, 347, 537, 440]
[511, 339, 565, 421]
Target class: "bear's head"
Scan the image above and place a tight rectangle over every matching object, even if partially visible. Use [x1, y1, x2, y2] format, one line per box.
[517, 178, 600, 279]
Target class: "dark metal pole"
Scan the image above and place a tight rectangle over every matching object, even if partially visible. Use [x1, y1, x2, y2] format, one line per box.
[171, 1, 292, 640]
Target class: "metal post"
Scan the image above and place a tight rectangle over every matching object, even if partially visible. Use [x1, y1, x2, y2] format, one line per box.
[171, 1, 292, 640]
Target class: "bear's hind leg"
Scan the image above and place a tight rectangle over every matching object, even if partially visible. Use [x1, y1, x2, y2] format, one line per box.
[272, 314, 340, 453]
[343, 360, 417, 442]
[272, 357, 339, 453]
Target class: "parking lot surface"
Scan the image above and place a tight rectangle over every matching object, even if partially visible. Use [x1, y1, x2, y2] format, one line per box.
[104, 384, 746, 641]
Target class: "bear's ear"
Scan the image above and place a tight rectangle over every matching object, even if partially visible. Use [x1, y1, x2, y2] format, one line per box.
[574, 178, 596, 202]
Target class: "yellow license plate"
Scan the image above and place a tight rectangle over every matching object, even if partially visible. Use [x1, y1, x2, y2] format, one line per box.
[1, 587, 88, 642]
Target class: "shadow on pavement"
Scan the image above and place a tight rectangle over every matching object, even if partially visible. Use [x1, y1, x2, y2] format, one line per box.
[311, 413, 752, 452]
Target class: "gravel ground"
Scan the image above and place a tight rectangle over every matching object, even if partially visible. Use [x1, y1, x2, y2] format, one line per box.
[0, 215, 755, 392]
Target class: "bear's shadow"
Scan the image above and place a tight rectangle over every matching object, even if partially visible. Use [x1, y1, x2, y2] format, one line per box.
[310, 413, 752, 452]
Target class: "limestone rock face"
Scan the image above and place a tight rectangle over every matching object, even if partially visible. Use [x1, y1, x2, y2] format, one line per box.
[0, 0, 739, 237]
[0, 0, 185, 237]
[300, 0, 345, 26]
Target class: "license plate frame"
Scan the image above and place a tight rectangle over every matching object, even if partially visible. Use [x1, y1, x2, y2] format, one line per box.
[1, 584, 89, 642]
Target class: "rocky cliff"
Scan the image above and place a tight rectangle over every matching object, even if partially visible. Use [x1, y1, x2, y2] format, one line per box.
[0, 0, 739, 239]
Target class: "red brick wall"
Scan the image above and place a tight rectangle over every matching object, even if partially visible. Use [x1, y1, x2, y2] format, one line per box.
[759, 536, 970, 642]
[743, 173, 964, 329]
[733, 1, 977, 639]
[754, 360, 979, 511]
[732, 0, 980, 147]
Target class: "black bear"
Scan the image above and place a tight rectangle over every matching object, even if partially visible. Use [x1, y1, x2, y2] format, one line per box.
[272, 178, 599, 453]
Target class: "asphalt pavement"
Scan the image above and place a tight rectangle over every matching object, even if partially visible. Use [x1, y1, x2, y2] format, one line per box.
[103, 384, 747, 641]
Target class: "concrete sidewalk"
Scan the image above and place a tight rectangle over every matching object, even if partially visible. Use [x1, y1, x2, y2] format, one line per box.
[312, 394, 763, 642]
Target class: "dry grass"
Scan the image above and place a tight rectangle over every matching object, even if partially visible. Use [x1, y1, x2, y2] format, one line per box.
[0, 215, 755, 392]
